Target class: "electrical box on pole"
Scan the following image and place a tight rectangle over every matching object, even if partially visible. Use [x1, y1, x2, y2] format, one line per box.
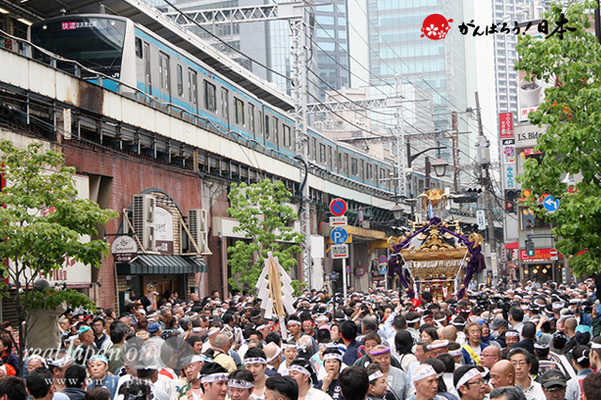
[475, 135, 491, 165]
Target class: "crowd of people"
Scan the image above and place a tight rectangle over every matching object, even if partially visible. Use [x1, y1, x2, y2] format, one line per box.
[1, 279, 601, 400]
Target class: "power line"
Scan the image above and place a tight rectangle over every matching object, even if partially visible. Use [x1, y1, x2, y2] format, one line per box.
[161, 0, 292, 83]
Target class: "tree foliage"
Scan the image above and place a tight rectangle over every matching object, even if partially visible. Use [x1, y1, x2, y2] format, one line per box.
[0, 139, 117, 375]
[515, 1, 601, 276]
[227, 179, 304, 291]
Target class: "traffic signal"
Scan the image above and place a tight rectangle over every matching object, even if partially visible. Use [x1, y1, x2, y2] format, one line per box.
[452, 188, 482, 203]
[505, 189, 519, 214]
[526, 240, 535, 257]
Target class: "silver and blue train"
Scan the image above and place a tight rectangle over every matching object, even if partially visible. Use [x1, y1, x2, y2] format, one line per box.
[30, 13, 395, 193]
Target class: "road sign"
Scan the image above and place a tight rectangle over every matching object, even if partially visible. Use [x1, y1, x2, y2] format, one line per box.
[543, 196, 560, 213]
[358, 206, 364, 225]
[330, 198, 347, 216]
[331, 244, 349, 259]
[330, 227, 348, 245]
[476, 210, 486, 230]
[550, 248, 558, 261]
[330, 216, 347, 227]
[379, 255, 387, 264]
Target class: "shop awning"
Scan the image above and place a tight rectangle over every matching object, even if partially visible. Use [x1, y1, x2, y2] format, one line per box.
[505, 241, 519, 249]
[116, 255, 207, 275]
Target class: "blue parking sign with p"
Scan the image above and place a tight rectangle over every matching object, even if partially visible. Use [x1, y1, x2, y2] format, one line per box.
[330, 227, 348, 244]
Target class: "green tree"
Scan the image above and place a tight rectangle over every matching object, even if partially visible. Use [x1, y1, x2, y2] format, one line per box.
[227, 179, 304, 292]
[515, 1, 601, 276]
[0, 139, 118, 375]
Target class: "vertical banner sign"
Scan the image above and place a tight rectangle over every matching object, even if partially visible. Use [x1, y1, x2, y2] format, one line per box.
[499, 112, 514, 139]
[499, 112, 519, 243]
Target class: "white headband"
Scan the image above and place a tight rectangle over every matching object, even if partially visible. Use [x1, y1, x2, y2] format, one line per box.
[28, 355, 48, 368]
[189, 355, 207, 365]
[448, 349, 462, 357]
[245, 357, 267, 365]
[323, 353, 343, 362]
[48, 355, 72, 368]
[456, 368, 483, 390]
[228, 379, 254, 389]
[266, 346, 282, 363]
[412, 365, 436, 384]
[282, 343, 297, 349]
[406, 318, 420, 324]
[591, 342, 601, 349]
[577, 350, 589, 364]
[427, 340, 449, 350]
[288, 320, 301, 326]
[201, 373, 229, 383]
[506, 331, 520, 337]
[256, 324, 270, 331]
[369, 370, 384, 382]
[289, 365, 311, 376]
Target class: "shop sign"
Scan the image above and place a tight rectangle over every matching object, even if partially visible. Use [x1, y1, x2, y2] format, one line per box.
[499, 112, 514, 139]
[520, 247, 563, 263]
[515, 125, 545, 148]
[503, 165, 516, 189]
[155, 206, 174, 254]
[111, 235, 137, 262]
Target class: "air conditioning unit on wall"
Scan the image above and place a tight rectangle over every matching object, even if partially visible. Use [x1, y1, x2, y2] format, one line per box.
[133, 194, 156, 252]
[189, 209, 211, 255]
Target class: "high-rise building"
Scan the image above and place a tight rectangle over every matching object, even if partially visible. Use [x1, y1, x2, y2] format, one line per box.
[314, 0, 350, 98]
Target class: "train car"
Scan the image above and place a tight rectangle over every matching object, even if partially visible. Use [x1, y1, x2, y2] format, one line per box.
[30, 13, 397, 195]
[30, 14, 137, 94]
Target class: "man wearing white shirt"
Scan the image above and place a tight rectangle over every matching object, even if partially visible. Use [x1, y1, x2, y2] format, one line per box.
[508, 308, 525, 338]
[509, 348, 544, 400]
[288, 359, 332, 400]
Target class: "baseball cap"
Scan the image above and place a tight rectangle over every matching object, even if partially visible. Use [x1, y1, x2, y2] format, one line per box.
[540, 369, 567, 388]
[147, 322, 161, 334]
[490, 318, 508, 330]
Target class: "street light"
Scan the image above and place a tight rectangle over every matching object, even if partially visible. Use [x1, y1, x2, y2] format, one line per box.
[431, 157, 449, 177]
[391, 203, 404, 220]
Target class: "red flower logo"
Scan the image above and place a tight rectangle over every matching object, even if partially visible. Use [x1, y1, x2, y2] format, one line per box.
[421, 14, 454, 40]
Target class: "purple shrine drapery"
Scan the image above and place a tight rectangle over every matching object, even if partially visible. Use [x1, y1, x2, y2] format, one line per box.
[387, 217, 485, 299]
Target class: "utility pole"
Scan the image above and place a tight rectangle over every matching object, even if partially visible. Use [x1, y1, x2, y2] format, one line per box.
[474, 92, 496, 250]
[291, 4, 312, 287]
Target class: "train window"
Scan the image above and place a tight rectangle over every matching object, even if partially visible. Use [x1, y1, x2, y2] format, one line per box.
[188, 70, 198, 106]
[283, 125, 291, 147]
[158, 52, 169, 91]
[235, 98, 244, 126]
[177, 65, 184, 97]
[351, 158, 358, 176]
[273, 118, 279, 144]
[204, 81, 216, 112]
[360, 160, 364, 179]
[221, 88, 229, 120]
[319, 144, 326, 163]
[343, 154, 348, 174]
[258, 111, 263, 136]
[328, 146, 333, 168]
[312, 138, 317, 160]
[265, 115, 270, 140]
[249, 104, 255, 134]
[366, 164, 373, 180]
[338, 152, 342, 172]
[143, 43, 151, 93]
[135, 38, 143, 58]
